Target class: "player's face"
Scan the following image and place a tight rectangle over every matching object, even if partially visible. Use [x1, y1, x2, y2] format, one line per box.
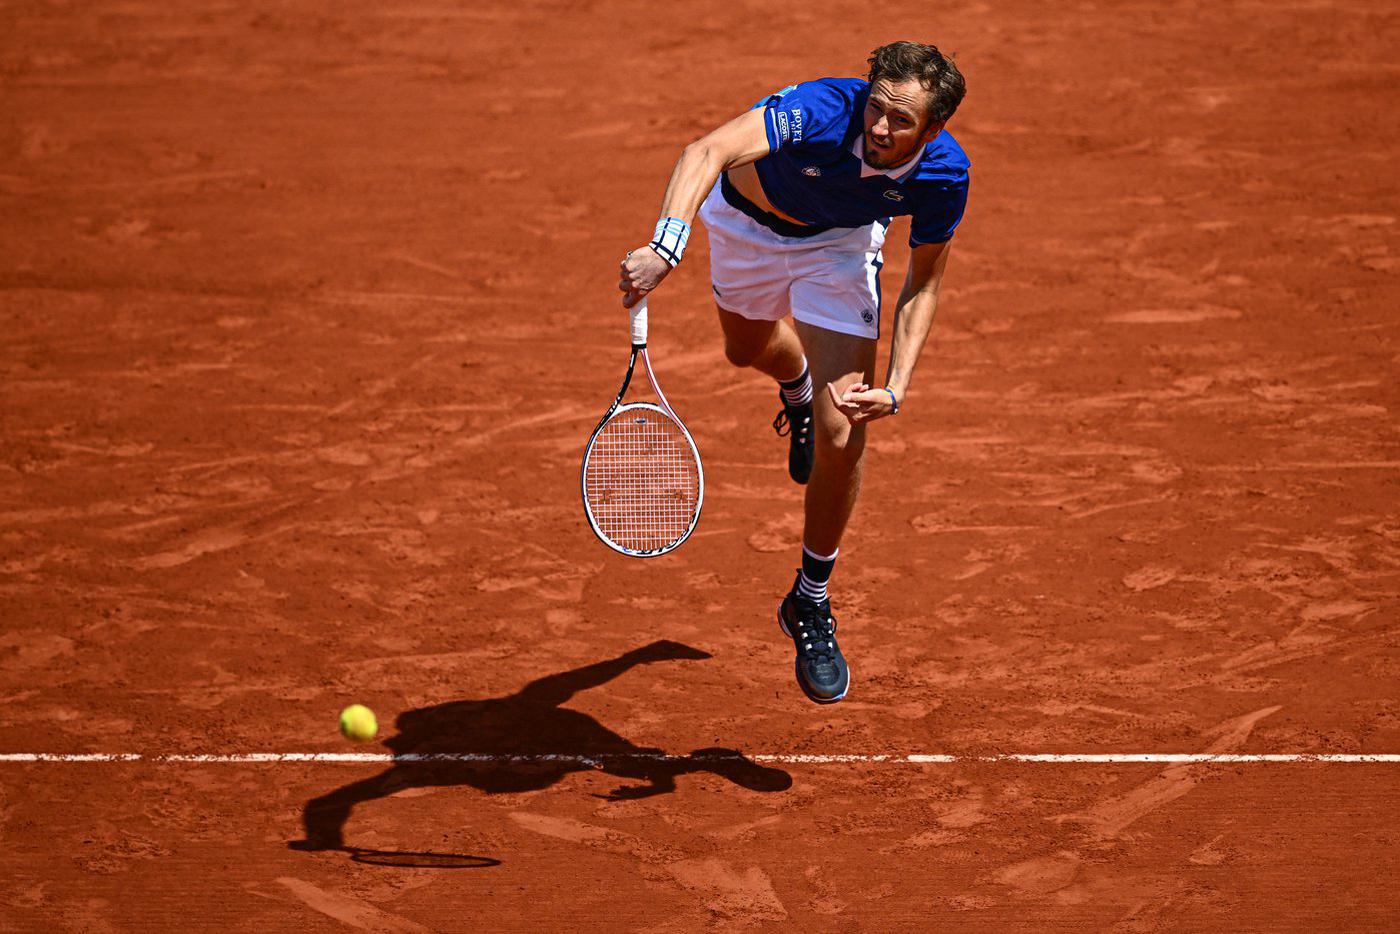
[863, 78, 941, 169]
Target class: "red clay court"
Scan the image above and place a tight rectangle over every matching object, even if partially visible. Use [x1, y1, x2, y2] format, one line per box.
[2, 1, 1398, 930]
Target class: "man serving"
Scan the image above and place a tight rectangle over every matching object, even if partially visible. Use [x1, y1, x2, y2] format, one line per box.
[619, 41, 969, 704]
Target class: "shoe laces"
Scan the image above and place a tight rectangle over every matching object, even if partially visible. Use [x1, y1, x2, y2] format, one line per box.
[772, 408, 811, 440]
[790, 596, 838, 666]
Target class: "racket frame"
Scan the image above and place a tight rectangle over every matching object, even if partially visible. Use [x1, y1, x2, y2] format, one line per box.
[581, 300, 704, 558]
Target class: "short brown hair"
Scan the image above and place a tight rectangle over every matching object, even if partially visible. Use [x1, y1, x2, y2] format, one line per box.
[866, 41, 966, 126]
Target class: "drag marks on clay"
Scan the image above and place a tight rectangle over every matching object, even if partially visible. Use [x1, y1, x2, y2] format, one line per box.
[382, 250, 462, 280]
[1207, 460, 1400, 471]
[894, 392, 1395, 696]
[0, 632, 76, 672]
[667, 859, 788, 923]
[745, 515, 803, 554]
[69, 823, 172, 877]
[451, 403, 595, 449]
[1122, 566, 1179, 593]
[1217, 629, 1392, 678]
[509, 812, 676, 865]
[931, 784, 990, 830]
[0, 705, 133, 738]
[700, 813, 784, 844]
[1064, 494, 1178, 520]
[1059, 706, 1281, 839]
[993, 852, 1081, 896]
[909, 518, 1039, 535]
[128, 498, 308, 571]
[126, 654, 322, 712]
[1105, 306, 1244, 324]
[991, 707, 1281, 906]
[276, 877, 430, 934]
[466, 543, 603, 606]
[510, 812, 790, 922]
[1187, 833, 1239, 867]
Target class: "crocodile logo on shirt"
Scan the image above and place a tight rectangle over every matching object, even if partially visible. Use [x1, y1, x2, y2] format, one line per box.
[802, 166, 821, 177]
[883, 189, 905, 202]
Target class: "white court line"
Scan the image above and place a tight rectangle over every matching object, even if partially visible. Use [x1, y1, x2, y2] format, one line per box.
[1, 753, 1399, 764]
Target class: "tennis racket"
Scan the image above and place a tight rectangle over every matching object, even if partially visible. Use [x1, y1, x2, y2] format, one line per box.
[581, 298, 703, 557]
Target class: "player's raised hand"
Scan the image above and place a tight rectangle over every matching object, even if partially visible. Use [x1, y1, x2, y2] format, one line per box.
[827, 381, 898, 424]
[619, 246, 671, 308]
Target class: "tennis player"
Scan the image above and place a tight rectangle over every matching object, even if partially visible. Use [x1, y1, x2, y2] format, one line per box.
[619, 41, 968, 703]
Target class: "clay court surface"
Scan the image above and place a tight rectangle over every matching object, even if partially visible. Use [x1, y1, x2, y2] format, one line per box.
[3, 0, 1399, 929]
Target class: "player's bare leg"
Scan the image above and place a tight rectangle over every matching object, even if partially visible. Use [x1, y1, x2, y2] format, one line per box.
[714, 305, 804, 380]
[794, 320, 877, 552]
[776, 320, 877, 703]
[716, 305, 816, 483]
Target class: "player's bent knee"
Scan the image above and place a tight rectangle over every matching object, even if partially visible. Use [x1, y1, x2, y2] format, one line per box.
[723, 339, 764, 369]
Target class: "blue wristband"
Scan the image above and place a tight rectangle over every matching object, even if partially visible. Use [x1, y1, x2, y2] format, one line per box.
[649, 216, 690, 267]
[884, 386, 899, 414]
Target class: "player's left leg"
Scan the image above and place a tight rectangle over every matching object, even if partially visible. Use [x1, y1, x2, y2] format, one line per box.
[775, 321, 877, 704]
[774, 212, 887, 703]
[794, 320, 877, 555]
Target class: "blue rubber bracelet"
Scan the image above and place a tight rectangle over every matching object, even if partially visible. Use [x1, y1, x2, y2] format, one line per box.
[884, 387, 899, 414]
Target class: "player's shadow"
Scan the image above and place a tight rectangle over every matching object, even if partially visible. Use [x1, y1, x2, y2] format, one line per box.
[288, 640, 791, 863]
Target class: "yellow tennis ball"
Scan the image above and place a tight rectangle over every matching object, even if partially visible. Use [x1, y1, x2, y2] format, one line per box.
[339, 704, 378, 742]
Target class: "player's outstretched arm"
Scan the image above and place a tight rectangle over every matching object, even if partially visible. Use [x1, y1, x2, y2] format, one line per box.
[619, 108, 772, 308]
[831, 239, 951, 423]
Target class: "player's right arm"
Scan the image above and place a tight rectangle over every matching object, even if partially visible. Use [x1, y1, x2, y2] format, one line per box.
[619, 108, 771, 308]
[655, 108, 772, 225]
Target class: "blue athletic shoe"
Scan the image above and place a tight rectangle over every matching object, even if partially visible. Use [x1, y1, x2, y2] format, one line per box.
[777, 577, 849, 703]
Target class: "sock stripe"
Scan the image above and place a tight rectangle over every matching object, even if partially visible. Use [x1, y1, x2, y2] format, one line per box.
[797, 541, 838, 604]
[797, 572, 828, 603]
[779, 363, 812, 407]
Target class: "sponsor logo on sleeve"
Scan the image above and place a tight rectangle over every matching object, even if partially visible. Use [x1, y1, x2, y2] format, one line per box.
[776, 110, 790, 143]
[790, 107, 804, 143]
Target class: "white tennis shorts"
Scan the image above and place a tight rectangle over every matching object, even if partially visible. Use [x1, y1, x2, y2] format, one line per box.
[698, 181, 887, 340]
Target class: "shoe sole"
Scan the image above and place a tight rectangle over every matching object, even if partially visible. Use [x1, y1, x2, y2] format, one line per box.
[777, 605, 849, 704]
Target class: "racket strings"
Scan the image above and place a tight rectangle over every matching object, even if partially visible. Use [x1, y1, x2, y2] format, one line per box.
[584, 407, 701, 552]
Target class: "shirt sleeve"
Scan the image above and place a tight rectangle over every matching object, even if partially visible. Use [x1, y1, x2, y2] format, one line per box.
[760, 80, 852, 154]
[909, 178, 970, 247]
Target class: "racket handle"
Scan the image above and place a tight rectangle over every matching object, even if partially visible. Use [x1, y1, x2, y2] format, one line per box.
[630, 298, 648, 346]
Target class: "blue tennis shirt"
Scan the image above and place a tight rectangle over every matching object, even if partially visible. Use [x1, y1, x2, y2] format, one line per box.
[752, 78, 970, 246]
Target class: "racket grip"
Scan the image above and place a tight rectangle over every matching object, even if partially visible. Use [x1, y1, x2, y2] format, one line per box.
[630, 298, 648, 346]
